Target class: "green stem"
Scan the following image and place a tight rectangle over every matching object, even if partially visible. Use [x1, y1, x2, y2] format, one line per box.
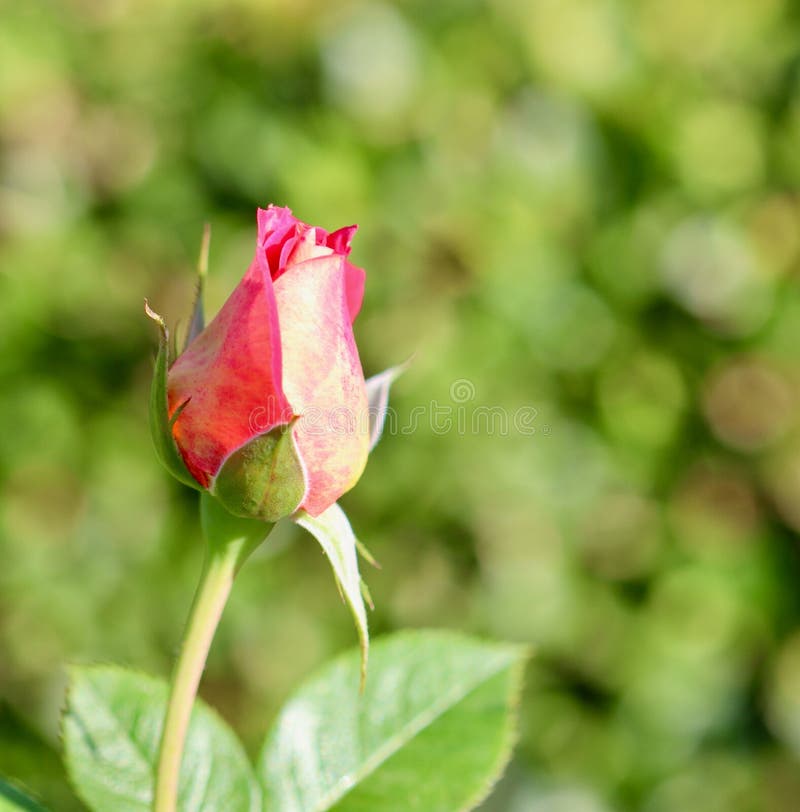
[153, 494, 269, 812]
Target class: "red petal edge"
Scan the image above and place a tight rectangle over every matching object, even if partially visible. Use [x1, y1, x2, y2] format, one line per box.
[167, 235, 292, 486]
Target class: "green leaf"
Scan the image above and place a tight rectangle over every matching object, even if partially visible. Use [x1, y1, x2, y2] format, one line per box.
[213, 423, 305, 523]
[144, 302, 201, 490]
[62, 666, 260, 812]
[258, 630, 528, 812]
[0, 702, 80, 811]
[294, 504, 369, 689]
[0, 780, 49, 812]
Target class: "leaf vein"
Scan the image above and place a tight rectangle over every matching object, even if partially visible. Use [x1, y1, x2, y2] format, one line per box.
[311, 656, 515, 812]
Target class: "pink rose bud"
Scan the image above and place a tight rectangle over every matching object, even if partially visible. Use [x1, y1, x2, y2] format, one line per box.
[149, 206, 370, 521]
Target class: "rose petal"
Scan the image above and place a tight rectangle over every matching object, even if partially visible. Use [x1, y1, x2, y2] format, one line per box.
[168, 247, 291, 487]
[344, 262, 366, 321]
[257, 205, 297, 280]
[287, 226, 335, 265]
[327, 225, 364, 320]
[274, 254, 369, 515]
[326, 225, 358, 255]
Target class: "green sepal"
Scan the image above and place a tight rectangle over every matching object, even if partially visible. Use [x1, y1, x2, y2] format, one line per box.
[212, 421, 306, 522]
[184, 222, 210, 353]
[295, 503, 370, 691]
[365, 358, 411, 451]
[145, 301, 202, 490]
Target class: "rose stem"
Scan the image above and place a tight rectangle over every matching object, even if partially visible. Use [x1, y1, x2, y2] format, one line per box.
[153, 497, 268, 812]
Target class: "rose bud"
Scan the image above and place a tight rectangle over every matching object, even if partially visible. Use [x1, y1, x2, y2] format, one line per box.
[147, 205, 372, 521]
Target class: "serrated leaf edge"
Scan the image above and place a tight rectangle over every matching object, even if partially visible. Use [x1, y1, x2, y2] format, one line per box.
[310, 643, 526, 812]
[258, 630, 530, 812]
[60, 663, 156, 811]
[456, 650, 530, 812]
[61, 664, 262, 812]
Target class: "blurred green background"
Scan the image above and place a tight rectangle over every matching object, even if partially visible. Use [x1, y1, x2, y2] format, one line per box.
[3, 0, 800, 809]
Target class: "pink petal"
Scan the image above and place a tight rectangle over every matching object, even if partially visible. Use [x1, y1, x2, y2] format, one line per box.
[344, 262, 365, 321]
[167, 247, 291, 487]
[287, 226, 335, 265]
[326, 225, 358, 255]
[256, 210, 365, 321]
[327, 225, 364, 320]
[257, 206, 297, 280]
[274, 254, 370, 516]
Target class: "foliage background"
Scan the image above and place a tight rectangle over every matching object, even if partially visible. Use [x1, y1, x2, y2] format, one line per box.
[3, 0, 800, 809]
